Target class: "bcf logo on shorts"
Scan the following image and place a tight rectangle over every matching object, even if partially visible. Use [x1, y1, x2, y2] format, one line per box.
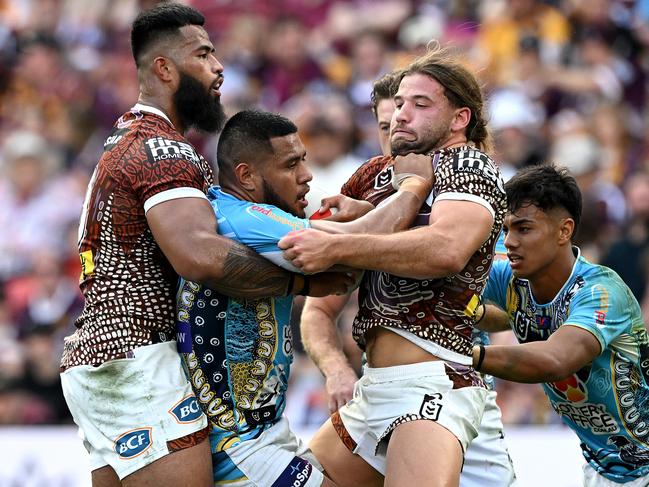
[114, 428, 152, 459]
[419, 393, 443, 421]
[169, 395, 203, 423]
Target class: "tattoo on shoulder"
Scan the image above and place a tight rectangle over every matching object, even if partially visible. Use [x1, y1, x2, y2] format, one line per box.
[208, 243, 289, 299]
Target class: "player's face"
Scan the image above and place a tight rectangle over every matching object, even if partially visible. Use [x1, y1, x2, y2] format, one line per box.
[391, 73, 457, 156]
[260, 133, 312, 218]
[173, 25, 226, 133]
[376, 98, 395, 156]
[503, 204, 564, 280]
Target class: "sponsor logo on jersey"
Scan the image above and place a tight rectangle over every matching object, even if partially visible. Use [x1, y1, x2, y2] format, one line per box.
[79, 250, 95, 280]
[551, 401, 619, 435]
[114, 428, 152, 459]
[272, 456, 313, 487]
[145, 137, 200, 164]
[103, 132, 125, 150]
[169, 395, 203, 423]
[452, 149, 505, 193]
[548, 368, 590, 403]
[419, 393, 443, 421]
[246, 205, 307, 231]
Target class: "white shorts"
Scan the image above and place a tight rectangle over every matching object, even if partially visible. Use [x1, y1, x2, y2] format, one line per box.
[219, 415, 324, 486]
[461, 390, 517, 487]
[335, 360, 489, 474]
[61, 341, 208, 480]
[582, 463, 649, 487]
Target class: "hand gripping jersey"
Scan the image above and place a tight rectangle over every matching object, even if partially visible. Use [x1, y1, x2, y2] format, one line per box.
[341, 146, 507, 363]
[484, 249, 649, 483]
[176, 187, 310, 483]
[61, 104, 213, 369]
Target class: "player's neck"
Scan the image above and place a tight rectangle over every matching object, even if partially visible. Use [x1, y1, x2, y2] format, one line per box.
[439, 132, 469, 151]
[137, 95, 183, 133]
[528, 246, 577, 304]
[220, 184, 257, 203]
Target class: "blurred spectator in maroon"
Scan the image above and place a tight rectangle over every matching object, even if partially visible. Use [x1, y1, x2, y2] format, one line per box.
[257, 15, 325, 108]
[0, 131, 83, 279]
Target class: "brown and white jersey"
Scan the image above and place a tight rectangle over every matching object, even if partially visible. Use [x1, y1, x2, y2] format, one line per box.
[342, 146, 506, 361]
[61, 104, 214, 368]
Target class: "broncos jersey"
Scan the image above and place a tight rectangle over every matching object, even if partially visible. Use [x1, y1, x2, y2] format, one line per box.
[484, 248, 649, 483]
[176, 187, 309, 482]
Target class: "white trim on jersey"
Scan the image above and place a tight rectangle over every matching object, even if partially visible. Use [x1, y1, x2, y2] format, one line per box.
[260, 250, 304, 274]
[131, 103, 173, 126]
[382, 326, 473, 365]
[428, 191, 495, 219]
[144, 187, 208, 214]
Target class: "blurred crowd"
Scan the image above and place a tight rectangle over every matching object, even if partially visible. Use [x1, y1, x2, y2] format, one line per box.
[1, 0, 649, 429]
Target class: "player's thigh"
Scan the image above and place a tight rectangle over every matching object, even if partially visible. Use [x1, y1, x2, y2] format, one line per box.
[122, 438, 212, 487]
[310, 418, 383, 487]
[385, 419, 462, 487]
[92, 465, 122, 487]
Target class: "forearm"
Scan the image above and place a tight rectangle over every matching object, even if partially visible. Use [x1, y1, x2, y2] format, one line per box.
[313, 191, 424, 236]
[201, 241, 292, 299]
[326, 226, 459, 279]
[478, 304, 511, 332]
[301, 296, 353, 376]
[475, 343, 569, 384]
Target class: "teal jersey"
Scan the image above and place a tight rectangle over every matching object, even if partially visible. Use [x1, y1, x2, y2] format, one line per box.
[176, 187, 310, 483]
[484, 248, 649, 483]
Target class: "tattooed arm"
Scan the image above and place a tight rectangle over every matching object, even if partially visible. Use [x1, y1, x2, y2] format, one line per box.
[148, 197, 352, 298]
[148, 197, 290, 298]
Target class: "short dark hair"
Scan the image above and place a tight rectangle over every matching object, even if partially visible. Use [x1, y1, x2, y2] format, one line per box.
[370, 71, 400, 119]
[217, 110, 298, 182]
[399, 41, 491, 152]
[131, 2, 205, 67]
[506, 164, 582, 237]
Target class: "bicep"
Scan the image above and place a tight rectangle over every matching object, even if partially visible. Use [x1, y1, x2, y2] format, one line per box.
[546, 325, 602, 371]
[146, 196, 230, 278]
[429, 199, 493, 256]
[303, 294, 351, 322]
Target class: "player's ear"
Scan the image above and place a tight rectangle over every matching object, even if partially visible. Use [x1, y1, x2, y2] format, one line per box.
[558, 217, 575, 245]
[234, 162, 257, 191]
[152, 56, 178, 84]
[451, 107, 471, 133]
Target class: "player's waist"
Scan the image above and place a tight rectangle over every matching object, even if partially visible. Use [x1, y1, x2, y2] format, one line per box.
[364, 327, 473, 367]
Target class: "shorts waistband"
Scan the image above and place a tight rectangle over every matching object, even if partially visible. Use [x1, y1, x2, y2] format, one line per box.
[363, 360, 449, 382]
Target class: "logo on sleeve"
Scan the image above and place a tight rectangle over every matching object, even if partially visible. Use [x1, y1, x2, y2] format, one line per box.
[145, 137, 200, 163]
[374, 166, 394, 190]
[419, 393, 443, 421]
[114, 428, 152, 459]
[169, 395, 203, 423]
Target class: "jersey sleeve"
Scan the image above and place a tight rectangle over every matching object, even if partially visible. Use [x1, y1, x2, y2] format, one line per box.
[431, 149, 506, 220]
[563, 277, 633, 354]
[483, 259, 511, 310]
[221, 201, 311, 273]
[134, 135, 210, 213]
[341, 155, 391, 198]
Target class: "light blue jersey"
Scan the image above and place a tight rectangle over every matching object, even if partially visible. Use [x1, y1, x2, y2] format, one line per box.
[484, 248, 649, 483]
[176, 187, 310, 483]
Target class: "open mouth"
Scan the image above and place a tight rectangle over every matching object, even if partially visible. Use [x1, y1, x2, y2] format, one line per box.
[508, 254, 522, 267]
[297, 187, 310, 207]
[211, 77, 223, 96]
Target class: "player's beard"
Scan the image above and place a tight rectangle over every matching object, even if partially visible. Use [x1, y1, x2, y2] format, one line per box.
[174, 72, 226, 133]
[391, 119, 452, 156]
[262, 178, 304, 218]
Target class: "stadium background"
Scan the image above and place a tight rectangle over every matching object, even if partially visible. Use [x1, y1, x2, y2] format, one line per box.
[0, 0, 648, 485]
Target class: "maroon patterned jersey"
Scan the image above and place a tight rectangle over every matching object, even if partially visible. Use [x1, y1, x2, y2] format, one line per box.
[342, 146, 506, 359]
[61, 106, 214, 368]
